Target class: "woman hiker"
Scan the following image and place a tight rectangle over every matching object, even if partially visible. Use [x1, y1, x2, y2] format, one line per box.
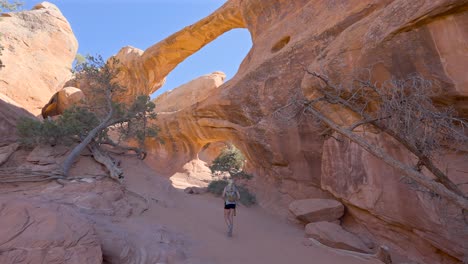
[222, 179, 241, 237]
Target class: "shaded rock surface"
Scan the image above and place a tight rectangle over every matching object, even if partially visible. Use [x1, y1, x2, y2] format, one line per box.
[305, 221, 372, 253]
[321, 132, 468, 263]
[0, 142, 18, 166]
[0, 94, 36, 144]
[289, 199, 344, 223]
[0, 2, 78, 115]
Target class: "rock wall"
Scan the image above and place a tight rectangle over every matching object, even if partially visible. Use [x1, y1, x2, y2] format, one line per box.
[0, 198, 103, 264]
[0, 2, 77, 115]
[127, 1, 468, 263]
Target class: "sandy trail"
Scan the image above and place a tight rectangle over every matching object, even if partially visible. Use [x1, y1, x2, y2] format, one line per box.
[121, 159, 381, 264]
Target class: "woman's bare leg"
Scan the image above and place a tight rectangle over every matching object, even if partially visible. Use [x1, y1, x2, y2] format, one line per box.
[224, 209, 231, 229]
[229, 209, 235, 235]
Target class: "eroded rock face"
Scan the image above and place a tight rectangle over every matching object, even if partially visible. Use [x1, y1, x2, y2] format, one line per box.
[137, 1, 467, 263]
[0, 2, 78, 115]
[0, 198, 103, 264]
[322, 132, 468, 263]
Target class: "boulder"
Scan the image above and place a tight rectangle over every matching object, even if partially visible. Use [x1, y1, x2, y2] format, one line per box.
[305, 221, 371, 253]
[0, 198, 102, 264]
[184, 186, 208, 195]
[289, 199, 344, 223]
[0, 2, 78, 115]
[42, 87, 85, 118]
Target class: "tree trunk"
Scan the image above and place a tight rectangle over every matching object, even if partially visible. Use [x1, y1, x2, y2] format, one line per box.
[61, 91, 114, 176]
[88, 141, 123, 181]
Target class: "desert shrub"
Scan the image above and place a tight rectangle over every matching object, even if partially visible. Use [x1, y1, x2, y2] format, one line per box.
[210, 145, 245, 173]
[231, 170, 254, 180]
[237, 185, 257, 206]
[207, 179, 256, 206]
[17, 106, 99, 147]
[0, 0, 22, 12]
[207, 179, 228, 196]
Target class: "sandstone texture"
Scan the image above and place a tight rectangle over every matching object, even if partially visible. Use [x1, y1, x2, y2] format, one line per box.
[0, 154, 191, 264]
[0, 2, 78, 115]
[153, 72, 226, 113]
[0, 198, 102, 264]
[132, 1, 468, 263]
[289, 199, 344, 223]
[322, 132, 468, 264]
[305, 221, 371, 253]
[1, 0, 467, 263]
[0, 142, 18, 165]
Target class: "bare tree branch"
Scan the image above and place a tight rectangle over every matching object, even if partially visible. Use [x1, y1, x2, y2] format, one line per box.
[303, 104, 468, 210]
[307, 71, 466, 197]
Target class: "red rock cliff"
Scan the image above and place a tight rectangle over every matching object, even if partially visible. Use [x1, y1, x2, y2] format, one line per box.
[114, 1, 468, 263]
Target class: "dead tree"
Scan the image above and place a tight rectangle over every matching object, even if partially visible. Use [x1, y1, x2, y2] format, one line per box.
[274, 71, 468, 210]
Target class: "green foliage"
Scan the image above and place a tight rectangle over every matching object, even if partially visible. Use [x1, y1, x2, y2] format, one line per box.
[17, 107, 99, 147]
[16, 117, 43, 147]
[209, 145, 245, 174]
[73, 53, 86, 67]
[112, 94, 160, 146]
[17, 55, 160, 151]
[207, 179, 228, 196]
[237, 185, 257, 206]
[59, 106, 100, 138]
[0, 0, 22, 12]
[207, 179, 257, 206]
[231, 170, 254, 180]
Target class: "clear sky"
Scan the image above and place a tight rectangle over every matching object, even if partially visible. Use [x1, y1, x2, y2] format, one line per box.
[20, 0, 252, 98]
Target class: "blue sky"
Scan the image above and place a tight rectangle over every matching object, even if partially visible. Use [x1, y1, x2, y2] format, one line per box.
[20, 0, 252, 98]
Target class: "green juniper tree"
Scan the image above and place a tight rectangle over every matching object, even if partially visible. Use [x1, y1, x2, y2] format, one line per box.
[17, 55, 160, 180]
[207, 145, 256, 206]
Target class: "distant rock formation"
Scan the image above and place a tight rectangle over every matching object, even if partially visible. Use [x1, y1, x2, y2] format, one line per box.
[0, 2, 78, 115]
[153, 72, 225, 113]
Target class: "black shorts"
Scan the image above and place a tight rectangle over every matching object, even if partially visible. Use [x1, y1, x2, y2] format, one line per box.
[224, 202, 236, 209]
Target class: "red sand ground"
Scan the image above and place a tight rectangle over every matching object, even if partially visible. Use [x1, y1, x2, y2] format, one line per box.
[121, 158, 382, 264]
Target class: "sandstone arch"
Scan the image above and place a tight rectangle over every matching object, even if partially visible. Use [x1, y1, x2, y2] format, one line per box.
[112, 0, 247, 97]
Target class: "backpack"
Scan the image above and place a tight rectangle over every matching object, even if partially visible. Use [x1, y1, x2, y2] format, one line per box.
[225, 185, 238, 203]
